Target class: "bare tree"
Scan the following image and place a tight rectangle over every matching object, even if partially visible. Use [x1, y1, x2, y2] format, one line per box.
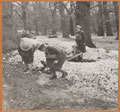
[103, 2, 113, 36]
[32, 2, 39, 35]
[58, 2, 70, 38]
[97, 2, 104, 36]
[38, 2, 51, 35]
[90, 2, 99, 35]
[75, 1, 96, 48]
[2, 2, 20, 52]
[13, 2, 28, 30]
[49, 2, 57, 35]
[61, 2, 75, 35]
[113, 1, 119, 40]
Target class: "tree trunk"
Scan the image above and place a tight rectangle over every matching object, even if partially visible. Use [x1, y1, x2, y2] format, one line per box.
[58, 2, 69, 38]
[21, 2, 28, 30]
[22, 12, 27, 30]
[43, 25, 47, 35]
[75, 1, 96, 48]
[69, 16, 74, 35]
[92, 24, 97, 35]
[97, 2, 104, 36]
[103, 2, 113, 36]
[35, 18, 39, 35]
[2, 2, 20, 52]
[34, 2, 39, 35]
[113, 1, 119, 40]
[69, 2, 74, 35]
[51, 11, 57, 35]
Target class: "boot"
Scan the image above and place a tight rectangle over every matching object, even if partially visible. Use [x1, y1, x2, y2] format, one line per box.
[24, 67, 29, 72]
[41, 61, 47, 67]
[50, 72, 57, 80]
[62, 72, 68, 78]
[39, 67, 46, 71]
[24, 64, 29, 72]
[40, 61, 47, 72]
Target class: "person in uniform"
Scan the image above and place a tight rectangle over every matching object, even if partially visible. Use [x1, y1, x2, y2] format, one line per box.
[74, 25, 86, 61]
[18, 38, 41, 71]
[39, 44, 67, 79]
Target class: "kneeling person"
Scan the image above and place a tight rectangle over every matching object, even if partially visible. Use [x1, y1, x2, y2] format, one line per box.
[39, 44, 67, 79]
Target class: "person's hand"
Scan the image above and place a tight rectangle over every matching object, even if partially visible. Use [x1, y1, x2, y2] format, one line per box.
[28, 64, 35, 70]
[54, 60, 58, 64]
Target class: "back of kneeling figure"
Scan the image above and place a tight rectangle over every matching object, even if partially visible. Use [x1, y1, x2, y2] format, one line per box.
[39, 44, 67, 79]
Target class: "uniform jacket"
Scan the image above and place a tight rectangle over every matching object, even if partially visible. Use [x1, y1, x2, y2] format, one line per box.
[75, 30, 86, 53]
[44, 46, 66, 71]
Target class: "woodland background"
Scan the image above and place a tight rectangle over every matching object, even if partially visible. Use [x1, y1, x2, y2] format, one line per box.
[2, 1, 119, 110]
[2, 1, 119, 52]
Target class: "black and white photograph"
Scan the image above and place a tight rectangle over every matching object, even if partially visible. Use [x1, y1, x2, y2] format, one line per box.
[2, 1, 119, 110]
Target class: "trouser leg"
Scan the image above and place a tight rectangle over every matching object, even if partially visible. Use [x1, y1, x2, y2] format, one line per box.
[24, 64, 30, 72]
[50, 71, 57, 80]
[40, 61, 51, 74]
[40, 61, 47, 71]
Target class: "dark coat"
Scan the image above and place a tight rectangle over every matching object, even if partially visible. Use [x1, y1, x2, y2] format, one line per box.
[45, 46, 66, 72]
[18, 47, 35, 65]
[75, 31, 86, 53]
[18, 38, 40, 65]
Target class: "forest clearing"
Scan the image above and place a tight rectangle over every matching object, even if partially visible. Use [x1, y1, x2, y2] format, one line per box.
[3, 35, 118, 110]
[2, 1, 119, 110]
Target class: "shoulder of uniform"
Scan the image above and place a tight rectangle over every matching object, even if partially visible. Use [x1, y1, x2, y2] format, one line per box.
[45, 46, 53, 51]
[46, 45, 50, 48]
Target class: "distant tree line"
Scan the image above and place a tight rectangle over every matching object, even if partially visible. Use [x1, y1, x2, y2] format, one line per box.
[2, 1, 119, 51]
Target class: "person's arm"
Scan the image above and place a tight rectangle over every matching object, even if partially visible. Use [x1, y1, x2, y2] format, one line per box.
[69, 35, 76, 40]
[18, 47, 22, 56]
[45, 46, 61, 59]
[81, 31, 86, 45]
[46, 46, 61, 54]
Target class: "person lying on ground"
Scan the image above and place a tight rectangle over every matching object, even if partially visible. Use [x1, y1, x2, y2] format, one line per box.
[38, 44, 68, 80]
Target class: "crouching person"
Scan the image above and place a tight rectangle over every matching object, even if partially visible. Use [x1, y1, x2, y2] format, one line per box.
[18, 38, 41, 72]
[39, 44, 67, 80]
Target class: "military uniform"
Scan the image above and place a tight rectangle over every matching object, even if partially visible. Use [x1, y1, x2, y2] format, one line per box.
[45, 46, 66, 71]
[75, 25, 86, 61]
[75, 31, 86, 53]
[41, 45, 67, 79]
